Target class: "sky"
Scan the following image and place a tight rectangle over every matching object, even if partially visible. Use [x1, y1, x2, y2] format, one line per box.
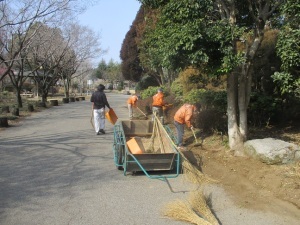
[78, 0, 141, 65]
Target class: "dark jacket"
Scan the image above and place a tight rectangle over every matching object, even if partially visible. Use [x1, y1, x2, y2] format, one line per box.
[91, 90, 110, 109]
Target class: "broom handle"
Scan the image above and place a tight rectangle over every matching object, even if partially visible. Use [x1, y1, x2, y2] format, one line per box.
[191, 127, 199, 143]
[155, 118, 165, 153]
[136, 106, 147, 116]
[153, 113, 176, 147]
[90, 108, 94, 129]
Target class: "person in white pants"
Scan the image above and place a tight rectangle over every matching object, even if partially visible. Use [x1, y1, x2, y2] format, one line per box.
[93, 108, 105, 134]
[90, 84, 111, 135]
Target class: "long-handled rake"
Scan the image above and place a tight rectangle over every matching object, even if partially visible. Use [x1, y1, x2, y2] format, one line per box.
[191, 127, 202, 147]
[90, 108, 94, 129]
[136, 106, 147, 116]
[136, 106, 148, 119]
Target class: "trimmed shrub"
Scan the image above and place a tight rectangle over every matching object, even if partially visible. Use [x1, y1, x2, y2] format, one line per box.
[183, 89, 227, 113]
[135, 75, 159, 91]
[170, 79, 184, 98]
[140, 86, 169, 99]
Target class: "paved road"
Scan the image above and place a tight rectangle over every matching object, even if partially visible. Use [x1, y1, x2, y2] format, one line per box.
[1, 92, 299, 225]
[0, 93, 190, 225]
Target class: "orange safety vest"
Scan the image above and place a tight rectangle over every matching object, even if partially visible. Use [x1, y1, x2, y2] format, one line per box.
[127, 95, 138, 106]
[174, 104, 195, 127]
[152, 92, 164, 107]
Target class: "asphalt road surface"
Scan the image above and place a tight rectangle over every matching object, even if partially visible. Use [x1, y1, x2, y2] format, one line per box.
[1, 92, 299, 225]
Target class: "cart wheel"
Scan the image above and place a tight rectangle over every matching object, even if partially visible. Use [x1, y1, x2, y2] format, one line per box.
[117, 145, 124, 170]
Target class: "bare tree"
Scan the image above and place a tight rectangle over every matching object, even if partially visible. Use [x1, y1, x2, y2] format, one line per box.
[0, 0, 100, 106]
[59, 22, 105, 98]
[25, 23, 71, 104]
[71, 61, 94, 96]
[0, 0, 80, 81]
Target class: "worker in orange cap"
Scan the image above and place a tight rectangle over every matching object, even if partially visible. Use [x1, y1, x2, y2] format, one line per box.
[127, 94, 139, 120]
[152, 88, 165, 124]
[173, 103, 200, 149]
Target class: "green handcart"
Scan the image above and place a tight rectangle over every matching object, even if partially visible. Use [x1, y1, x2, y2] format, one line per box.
[112, 120, 181, 180]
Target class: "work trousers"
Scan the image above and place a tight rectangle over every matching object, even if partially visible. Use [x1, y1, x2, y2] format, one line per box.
[152, 106, 164, 124]
[174, 121, 184, 147]
[93, 108, 105, 133]
[128, 104, 133, 119]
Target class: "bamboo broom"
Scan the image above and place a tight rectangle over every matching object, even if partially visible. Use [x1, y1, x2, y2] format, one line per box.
[153, 113, 217, 184]
[162, 199, 213, 225]
[189, 191, 219, 225]
[146, 116, 157, 152]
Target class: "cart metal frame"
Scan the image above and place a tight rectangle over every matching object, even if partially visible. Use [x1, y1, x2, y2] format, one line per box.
[113, 120, 181, 180]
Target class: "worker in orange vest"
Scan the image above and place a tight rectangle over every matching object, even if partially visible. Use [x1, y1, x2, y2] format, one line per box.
[173, 103, 200, 149]
[127, 94, 139, 120]
[152, 88, 165, 124]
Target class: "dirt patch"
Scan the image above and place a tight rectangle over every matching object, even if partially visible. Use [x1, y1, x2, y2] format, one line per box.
[2, 93, 300, 218]
[137, 94, 300, 216]
[196, 141, 300, 208]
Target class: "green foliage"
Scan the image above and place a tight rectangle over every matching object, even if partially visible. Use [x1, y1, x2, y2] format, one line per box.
[92, 59, 122, 82]
[183, 89, 227, 113]
[248, 93, 280, 127]
[135, 75, 159, 91]
[275, 1, 300, 99]
[183, 89, 227, 133]
[92, 59, 107, 79]
[170, 79, 183, 97]
[140, 86, 168, 99]
[271, 72, 299, 96]
[139, 0, 214, 71]
[183, 89, 206, 105]
[277, 28, 300, 72]
[138, 0, 168, 8]
[280, 0, 300, 28]
[140, 86, 159, 99]
[117, 81, 124, 91]
[2, 91, 8, 96]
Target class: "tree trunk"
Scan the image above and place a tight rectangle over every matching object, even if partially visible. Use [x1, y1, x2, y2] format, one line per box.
[157, 67, 164, 86]
[238, 60, 253, 141]
[41, 92, 48, 105]
[65, 91, 70, 98]
[16, 90, 23, 108]
[63, 77, 70, 98]
[227, 70, 244, 153]
[219, 0, 274, 155]
[238, 66, 248, 141]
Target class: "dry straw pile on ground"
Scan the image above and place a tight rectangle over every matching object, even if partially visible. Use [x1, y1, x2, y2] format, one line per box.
[162, 199, 212, 225]
[147, 116, 219, 224]
[162, 190, 219, 225]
